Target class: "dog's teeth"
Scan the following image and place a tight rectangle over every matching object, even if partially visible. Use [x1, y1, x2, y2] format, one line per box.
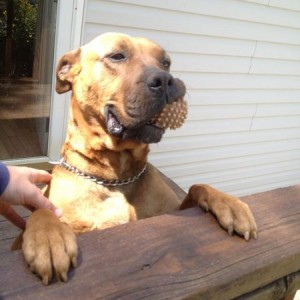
[107, 112, 123, 134]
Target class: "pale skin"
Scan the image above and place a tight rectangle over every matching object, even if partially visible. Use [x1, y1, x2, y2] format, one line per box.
[0, 166, 62, 229]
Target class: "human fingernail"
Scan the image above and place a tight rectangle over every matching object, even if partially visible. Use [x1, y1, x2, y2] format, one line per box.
[54, 208, 63, 217]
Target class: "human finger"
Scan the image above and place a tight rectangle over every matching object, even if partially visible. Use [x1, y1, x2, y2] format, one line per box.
[24, 191, 62, 218]
[28, 168, 52, 184]
[0, 202, 26, 230]
[24, 204, 35, 212]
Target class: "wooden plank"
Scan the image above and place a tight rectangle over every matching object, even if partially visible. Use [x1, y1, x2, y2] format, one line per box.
[234, 279, 286, 300]
[246, 276, 300, 300]
[1, 185, 300, 299]
[285, 271, 300, 300]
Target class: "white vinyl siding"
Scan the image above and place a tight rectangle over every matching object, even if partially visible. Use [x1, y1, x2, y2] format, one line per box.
[83, 0, 300, 196]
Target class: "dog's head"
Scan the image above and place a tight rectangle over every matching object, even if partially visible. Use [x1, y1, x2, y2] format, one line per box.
[56, 32, 186, 144]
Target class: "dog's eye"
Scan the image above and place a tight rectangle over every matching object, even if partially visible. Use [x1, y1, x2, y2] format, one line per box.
[109, 53, 127, 62]
[162, 59, 171, 69]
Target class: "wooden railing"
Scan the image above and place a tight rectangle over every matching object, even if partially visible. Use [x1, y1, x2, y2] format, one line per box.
[1, 183, 300, 299]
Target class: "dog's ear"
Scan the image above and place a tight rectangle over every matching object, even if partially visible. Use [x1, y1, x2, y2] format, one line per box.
[56, 48, 82, 94]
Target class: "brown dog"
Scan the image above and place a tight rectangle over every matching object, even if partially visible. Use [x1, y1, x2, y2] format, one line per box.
[21, 33, 257, 285]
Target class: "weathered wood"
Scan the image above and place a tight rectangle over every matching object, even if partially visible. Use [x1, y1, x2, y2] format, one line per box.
[285, 271, 300, 300]
[235, 279, 286, 300]
[0, 185, 300, 299]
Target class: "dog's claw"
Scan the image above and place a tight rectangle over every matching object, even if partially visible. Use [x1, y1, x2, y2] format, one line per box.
[202, 202, 209, 212]
[219, 199, 257, 241]
[42, 275, 50, 286]
[253, 231, 258, 240]
[244, 231, 250, 241]
[59, 272, 68, 283]
[227, 224, 234, 236]
[71, 256, 78, 268]
[22, 210, 78, 285]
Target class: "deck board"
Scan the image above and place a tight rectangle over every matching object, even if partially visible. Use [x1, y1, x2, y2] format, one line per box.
[0, 185, 300, 299]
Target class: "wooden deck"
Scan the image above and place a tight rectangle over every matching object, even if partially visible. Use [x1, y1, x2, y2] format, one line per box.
[1, 184, 300, 299]
[0, 83, 50, 120]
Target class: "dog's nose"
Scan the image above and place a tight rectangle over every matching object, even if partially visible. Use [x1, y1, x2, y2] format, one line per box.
[148, 72, 175, 103]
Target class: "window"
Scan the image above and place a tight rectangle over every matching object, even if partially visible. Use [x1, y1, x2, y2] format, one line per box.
[0, 0, 57, 160]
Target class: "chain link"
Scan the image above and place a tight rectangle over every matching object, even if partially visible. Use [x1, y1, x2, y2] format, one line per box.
[58, 158, 147, 187]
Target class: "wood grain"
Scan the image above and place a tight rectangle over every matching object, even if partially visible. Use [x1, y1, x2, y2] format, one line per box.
[0, 185, 300, 299]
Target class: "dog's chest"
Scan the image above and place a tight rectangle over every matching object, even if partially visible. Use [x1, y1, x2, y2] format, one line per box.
[48, 173, 134, 233]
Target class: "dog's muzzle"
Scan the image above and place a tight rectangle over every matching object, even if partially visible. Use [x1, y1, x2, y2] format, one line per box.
[105, 106, 165, 144]
[105, 68, 186, 144]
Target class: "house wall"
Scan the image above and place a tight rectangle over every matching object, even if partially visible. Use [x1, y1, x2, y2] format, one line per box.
[82, 0, 300, 196]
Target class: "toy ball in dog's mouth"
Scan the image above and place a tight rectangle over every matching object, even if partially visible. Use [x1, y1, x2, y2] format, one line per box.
[151, 98, 188, 130]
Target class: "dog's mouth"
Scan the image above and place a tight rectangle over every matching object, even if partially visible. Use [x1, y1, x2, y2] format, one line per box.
[105, 106, 165, 144]
[106, 109, 124, 136]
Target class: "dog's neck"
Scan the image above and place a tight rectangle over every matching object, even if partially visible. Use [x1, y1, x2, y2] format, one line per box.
[61, 103, 149, 181]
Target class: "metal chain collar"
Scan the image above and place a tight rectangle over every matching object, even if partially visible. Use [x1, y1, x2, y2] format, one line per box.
[57, 158, 147, 187]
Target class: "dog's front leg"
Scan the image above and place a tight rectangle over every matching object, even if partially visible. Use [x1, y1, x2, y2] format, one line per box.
[180, 184, 257, 240]
[22, 209, 78, 285]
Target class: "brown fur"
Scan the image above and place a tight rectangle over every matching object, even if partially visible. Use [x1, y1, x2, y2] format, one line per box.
[20, 33, 257, 285]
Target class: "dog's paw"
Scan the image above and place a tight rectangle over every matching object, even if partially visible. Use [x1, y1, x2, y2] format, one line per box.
[184, 184, 257, 240]
[22, 209, 77, 285]
[211, 194, 257, 241]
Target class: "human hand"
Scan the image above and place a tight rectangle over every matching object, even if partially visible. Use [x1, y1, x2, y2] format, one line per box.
[0, 166, 62, 229]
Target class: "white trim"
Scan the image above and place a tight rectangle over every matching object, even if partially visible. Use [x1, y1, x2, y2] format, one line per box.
[47, 0, 86, 162]
[2, 157, 49, 166]
[72, 0, 87, 49]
